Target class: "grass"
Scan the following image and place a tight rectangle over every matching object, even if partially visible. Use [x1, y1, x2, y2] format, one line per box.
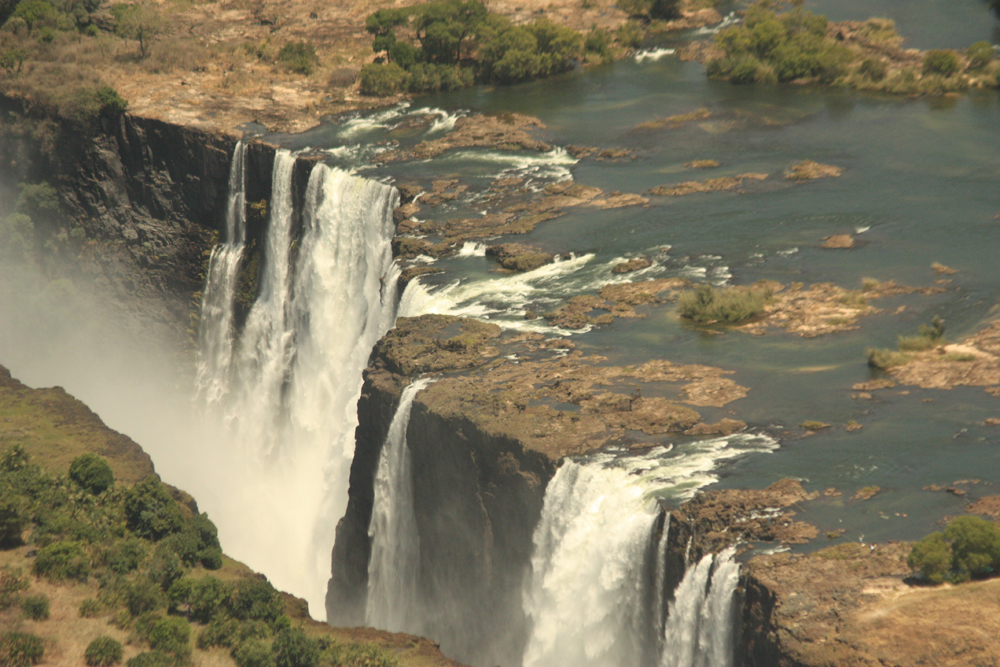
[677, 283, 773, 325]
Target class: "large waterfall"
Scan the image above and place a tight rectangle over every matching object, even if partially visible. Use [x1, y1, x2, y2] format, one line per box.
[195, 146, 399, 617]
[365, 377, 434, 632]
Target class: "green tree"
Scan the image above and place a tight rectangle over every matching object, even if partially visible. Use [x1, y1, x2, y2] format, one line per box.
[111, 2, 162, 58]
[272, 628, 319, 667]
[123, 476, 185, 540]
[413, 0, 487, 63]
[10, 0, 58, 33]
[907, 532, 952, 583]
[84, 637, 123, 667]
[945, 515, 1000, 581]
[69, 453, 114, 494]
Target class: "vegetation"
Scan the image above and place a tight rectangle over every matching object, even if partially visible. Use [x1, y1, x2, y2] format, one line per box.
[616, 0, 680, 21]
[70, 452, 115, 494]
[277, 41, 318, 75]
[0, 631, 45, 666]
[866, 316, 945, 369]
[359, 0, 634, 96]
[707, 2, 1000, 94]
[85, 637, 124, 667]
[908, 515, 1000, 583]
[677, 283, 773, 325]
[20, 593, 49, 620]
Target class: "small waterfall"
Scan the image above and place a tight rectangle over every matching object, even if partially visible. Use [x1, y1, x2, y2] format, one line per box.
[195, 139, 247, 405]
[522, 435, 775, 667]
[365, 377, 434, 632]
[660, 547, 740, 667]
[195, 147, 399, 617]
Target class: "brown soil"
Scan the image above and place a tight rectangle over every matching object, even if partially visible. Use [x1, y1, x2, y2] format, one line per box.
[649, 172, 769, 196]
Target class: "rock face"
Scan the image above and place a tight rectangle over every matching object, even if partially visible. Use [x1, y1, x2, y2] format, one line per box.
[0, 96, 238, 340]
[327, 314, 752, 665]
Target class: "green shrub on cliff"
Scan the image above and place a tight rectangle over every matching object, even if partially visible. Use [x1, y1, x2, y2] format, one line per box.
[922, 49, 960, 77]
[277, 41, 317, 75]
[908, 515, 1000, 584]
[69, 453, 114, 494]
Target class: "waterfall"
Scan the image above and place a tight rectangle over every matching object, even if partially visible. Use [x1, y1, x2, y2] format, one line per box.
[194, 147, 399, 617]
[522, 435, 775, 667]
[660, 547, 740, 667]
[195, 140, 246, 406]
[365, 377, 434, 632]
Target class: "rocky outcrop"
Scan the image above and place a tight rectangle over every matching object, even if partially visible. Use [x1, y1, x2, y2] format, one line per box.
[328, 313, 753, 664]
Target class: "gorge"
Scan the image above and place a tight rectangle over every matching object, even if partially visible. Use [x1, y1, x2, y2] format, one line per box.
[2, 1, 1000, 666]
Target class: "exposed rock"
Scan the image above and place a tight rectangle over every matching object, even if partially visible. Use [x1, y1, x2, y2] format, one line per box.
[684, 159, 720, 169]
[649, 172, 768, 196]
[373, 113, 552, 165]
[371, 315, 503, 376]
[785, 160, 843, 180]
[966, 496, 1000, 517]
[611, 258, 652, 274]
[800, 420, 830, 431]
[398, 265, 445, 289]
[565, 145, 633, 160]
[822, 233, 855, 248]
[635, 107, 712, 131]
[683, 418, 746, 436]
[543, 278, 689, 329]
[886, 319, 1000, 391]
[932, 261, 957, 275]
[853, 378, 896, 391]
[852, 486, 881, 500]
[741, 542, 1000, 667]
[485, 243, 554, 272]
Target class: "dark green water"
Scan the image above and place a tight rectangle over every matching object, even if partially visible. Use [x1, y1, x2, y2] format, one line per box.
[290, 6, 1000, 548]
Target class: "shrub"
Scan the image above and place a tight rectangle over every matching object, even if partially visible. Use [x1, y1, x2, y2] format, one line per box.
[966, 41, 994, 70]
[865, 347, 910, 369]
[85, 637, 124, 667]
[897, 334, 936, 351]
[20, 594, 50, 620]
[945, 515, 1000, 581]
[162, 513, 222, 569]
[358, 62, 406, 96]
[233, 637, 275, 667]
[678, 283, 773, 324]
[146, 546, 183, 591]
[197, 617, 241, 649]
[0, 490, 28, 546]
[0, 567, 29, 610]
[32, 540, 90, 581]
[79, 597, 103, 617]
[95, 86, 127, 117]
[68, 453, 114, 494]
[0, 631, 45, 666]
[584, 26, 612, 63]
[908, 532, 951, 583]
[169, 575, 232, 623]
[227, 577, 284, 625]
[277, 41, 317, 75]
[923, 49, 960, 77]
[858, 58, 886, 82]
[146, 615, 191, 660]
[124, 577, 164, 617]
[123, 477, 185, 541]
[614, 21, 641, 49]
[125, 652, 176, 667]
[273, 627, 319, 667]
[103, 537, 148, 574]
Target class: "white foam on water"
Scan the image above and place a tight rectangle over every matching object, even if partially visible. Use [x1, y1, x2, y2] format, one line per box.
[634, 47, 677, 63]
[693, 12, 739, 35]
[456, 241, 489, 257]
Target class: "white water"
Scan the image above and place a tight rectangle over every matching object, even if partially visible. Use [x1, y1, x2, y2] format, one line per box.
[195, 151, 399, 617]
[660, 547, 740, 667]
[522, 436, 775, 667]
[195, 140, 247, 406]
[365, 377, 434, 632]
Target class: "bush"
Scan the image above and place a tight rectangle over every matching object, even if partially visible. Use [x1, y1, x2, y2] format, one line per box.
[95, 86, 128, 118]
[79, 597, 103, 617]
[0, 490, 28, 546]
[69, 454, 114, 494]
[124, 577, 165, 617]
[227, 577, 284, 625]
[923, 49, 960, 77]
[32, 540, 90, 581]
[966, 41, 994, 70]
[327, 643, 399, 667]
[146, 546, 184, 591]
[908, 532, 951, 583]
[0, 567, 29, 610]
[358, 62, 406, 96]
[233, 637, 275, 667]
[0, 631, 45, 666]
[945, 515, 1000, 581]
[85, 637, 124, 667]
[615, 21, 641, 49]
[162, 513, 222, 569]
[197, 617, 240, 649]
[169, 575, 232, 623]
[273, 628, 319, 667]
[147, 615, 191, 660]
[126, 652, 176, 667]
[123, 477, 185, 541]
[277, 41, 317, 75]
[865, 347, 910, 369]
[858, 58, 886, 82]
[678, 283, 773, 324]
[21, 594, 50, 620]
[103, 537, 148, 574]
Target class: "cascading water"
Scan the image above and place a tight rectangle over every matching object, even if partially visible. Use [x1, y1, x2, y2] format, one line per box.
[365, 377, 434, 632]
[660, 547, 740, 667]
[195, 146, 399, 617]
[522, 435, 776, 667]
[195, 139, 247, 406]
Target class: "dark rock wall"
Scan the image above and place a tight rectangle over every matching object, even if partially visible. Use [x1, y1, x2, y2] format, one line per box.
[328, 367, 556, 667]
